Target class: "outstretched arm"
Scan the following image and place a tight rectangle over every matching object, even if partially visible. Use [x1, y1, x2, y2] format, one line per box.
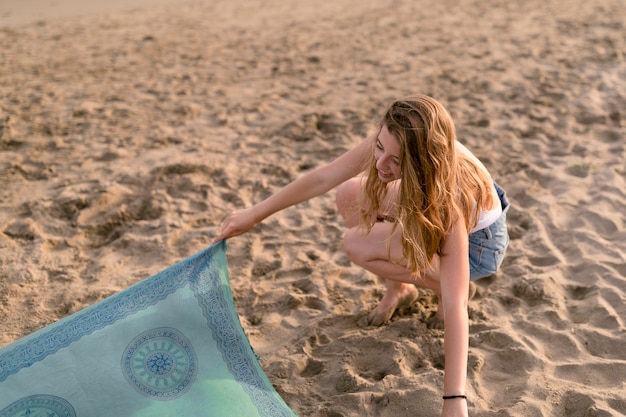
[439, 217, 470, 417]
[214, 133, 375, 241]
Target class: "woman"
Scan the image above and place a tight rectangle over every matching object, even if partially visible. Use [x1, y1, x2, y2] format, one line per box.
[215, 94, 509, 417]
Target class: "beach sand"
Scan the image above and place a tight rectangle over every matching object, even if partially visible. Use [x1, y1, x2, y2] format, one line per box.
[1, 0, 625, 415]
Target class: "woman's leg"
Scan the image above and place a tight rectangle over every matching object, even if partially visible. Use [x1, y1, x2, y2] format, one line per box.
[343, 220, 442, 325]
[336, 178, 441, 325]
[336, 177, 402, 226]
[335, 177, 364, 228]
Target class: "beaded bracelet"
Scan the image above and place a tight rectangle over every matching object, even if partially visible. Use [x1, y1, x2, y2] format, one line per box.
[442, 395, 467, 400]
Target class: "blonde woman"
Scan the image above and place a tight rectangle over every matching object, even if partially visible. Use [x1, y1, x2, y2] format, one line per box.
[216, 94, 510, 417]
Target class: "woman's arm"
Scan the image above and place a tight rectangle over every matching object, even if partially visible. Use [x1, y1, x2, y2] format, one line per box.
[214, 133, 375, 241]
[439, 217, 471, 417]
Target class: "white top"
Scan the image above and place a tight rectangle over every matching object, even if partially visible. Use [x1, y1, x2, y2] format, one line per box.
[471, 182, 502, 233]
[454, 141, 502, 233]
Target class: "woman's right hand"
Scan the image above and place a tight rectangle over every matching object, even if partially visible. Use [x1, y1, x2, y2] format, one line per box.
[214, 208, 260, 242]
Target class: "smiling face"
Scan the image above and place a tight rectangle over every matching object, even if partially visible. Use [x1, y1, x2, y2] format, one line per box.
[374, 124, 402, 182]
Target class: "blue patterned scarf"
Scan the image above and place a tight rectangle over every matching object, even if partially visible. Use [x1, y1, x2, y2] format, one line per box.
[0, 241, 296, 417]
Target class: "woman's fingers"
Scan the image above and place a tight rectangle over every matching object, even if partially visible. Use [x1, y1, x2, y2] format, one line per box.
[213, 210, 257, 242]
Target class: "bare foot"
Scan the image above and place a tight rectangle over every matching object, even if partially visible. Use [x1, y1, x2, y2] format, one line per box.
[367, 283, 418, 326]
[426, 282, 477, 330]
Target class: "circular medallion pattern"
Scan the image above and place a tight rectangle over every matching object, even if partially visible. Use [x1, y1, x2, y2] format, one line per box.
[0, 394, 76, 417]
[121, 327, 198, 400]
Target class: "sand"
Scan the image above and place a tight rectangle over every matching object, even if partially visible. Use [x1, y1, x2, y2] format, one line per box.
[1, 0, 625, 415]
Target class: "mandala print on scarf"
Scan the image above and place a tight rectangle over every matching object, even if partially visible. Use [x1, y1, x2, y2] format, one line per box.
[121, 327, 198, 400]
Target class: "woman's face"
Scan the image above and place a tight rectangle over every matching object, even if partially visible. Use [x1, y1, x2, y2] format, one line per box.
[374, 124, 402, 182]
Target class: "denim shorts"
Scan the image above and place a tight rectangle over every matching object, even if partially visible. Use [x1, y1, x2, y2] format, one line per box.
[469, 182, 510, 281]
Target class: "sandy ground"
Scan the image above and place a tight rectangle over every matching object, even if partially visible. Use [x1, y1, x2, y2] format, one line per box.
[1, 0, 625, 415]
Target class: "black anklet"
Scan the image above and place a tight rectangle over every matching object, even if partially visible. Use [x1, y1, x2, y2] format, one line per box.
[442, 395, 467, 400]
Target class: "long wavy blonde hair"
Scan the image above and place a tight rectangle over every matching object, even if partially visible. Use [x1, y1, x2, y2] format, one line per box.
[359, 94, 494, 274]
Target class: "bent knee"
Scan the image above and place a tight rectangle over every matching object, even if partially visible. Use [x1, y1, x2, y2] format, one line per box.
[336, 178, 363, 226]
[343, 227, 368, 264]
[336, 178, 361, 206]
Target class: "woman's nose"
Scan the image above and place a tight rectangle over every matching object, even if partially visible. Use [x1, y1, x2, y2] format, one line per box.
[376, 156, 387, 170]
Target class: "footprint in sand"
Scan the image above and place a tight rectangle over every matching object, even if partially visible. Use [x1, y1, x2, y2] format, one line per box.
[559, 391, 615, 417]
[77, 185, 163, 248]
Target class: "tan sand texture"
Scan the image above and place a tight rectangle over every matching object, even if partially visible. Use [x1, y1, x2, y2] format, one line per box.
[1, 0, 625, 415]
